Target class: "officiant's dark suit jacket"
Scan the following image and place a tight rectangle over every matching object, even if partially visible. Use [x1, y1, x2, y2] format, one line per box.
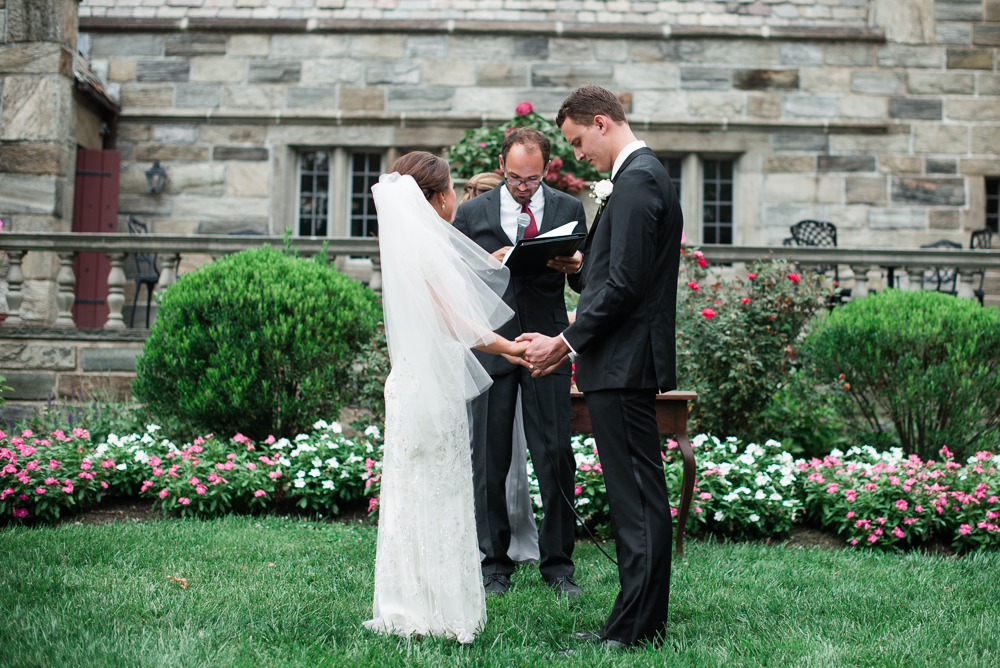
[563, 146, 682, 646]
[453, 183, 586, 377]
[452, 182, 585, 582]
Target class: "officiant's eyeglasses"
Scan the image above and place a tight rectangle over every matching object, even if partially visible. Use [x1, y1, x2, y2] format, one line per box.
[503, 175, 544, 188]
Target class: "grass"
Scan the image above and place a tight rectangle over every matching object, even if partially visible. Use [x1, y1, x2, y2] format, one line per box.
[1, 516, 999, 668]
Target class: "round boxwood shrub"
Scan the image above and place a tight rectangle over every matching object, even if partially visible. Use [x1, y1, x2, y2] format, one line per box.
[134, 247, 381, 440]
[803, 289, 1000, 460]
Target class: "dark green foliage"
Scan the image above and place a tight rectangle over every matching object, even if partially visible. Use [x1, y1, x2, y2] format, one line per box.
[676, 250, 828, 442]
[760, 368, 853, 457]
[133, 247, 380, 440]
[803, 289, 1000, 460]
[345, 325, 390, 432]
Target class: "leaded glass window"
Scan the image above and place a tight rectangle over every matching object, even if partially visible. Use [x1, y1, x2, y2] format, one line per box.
[702, 159, 734, 245]
[298, 151, 330, 237]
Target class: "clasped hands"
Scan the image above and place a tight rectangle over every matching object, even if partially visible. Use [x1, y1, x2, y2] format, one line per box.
[503, 333, 570, 378]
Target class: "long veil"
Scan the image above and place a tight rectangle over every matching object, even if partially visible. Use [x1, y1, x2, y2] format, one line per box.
[374, 173, 513, 413]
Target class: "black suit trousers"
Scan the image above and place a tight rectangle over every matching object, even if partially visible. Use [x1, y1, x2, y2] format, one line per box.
[469, 367, 575, 582]
[584, 388, 672, 645]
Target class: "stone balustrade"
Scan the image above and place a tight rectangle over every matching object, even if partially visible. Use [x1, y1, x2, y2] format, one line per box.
[1, 233, 998, 331]
[0, 232, 381, 330]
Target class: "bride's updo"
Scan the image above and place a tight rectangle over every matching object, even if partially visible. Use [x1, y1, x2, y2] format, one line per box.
[390, 151, 451, 202]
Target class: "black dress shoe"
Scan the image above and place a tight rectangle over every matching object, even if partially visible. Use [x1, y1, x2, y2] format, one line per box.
[573, 632, 603, 642]
[483, 573, 511, 596]
[548, 576, 582, 599]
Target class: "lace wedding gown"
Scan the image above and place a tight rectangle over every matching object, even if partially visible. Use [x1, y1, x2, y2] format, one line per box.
[363, 173, 513, 644]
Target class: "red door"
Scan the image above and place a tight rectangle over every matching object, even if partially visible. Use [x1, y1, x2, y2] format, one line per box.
[72, 149, 120, 328]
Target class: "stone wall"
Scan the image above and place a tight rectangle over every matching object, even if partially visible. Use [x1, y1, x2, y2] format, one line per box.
[78, 0, 870, 28]
[0, 0, 81, 325]
[0, 330, 144, 421]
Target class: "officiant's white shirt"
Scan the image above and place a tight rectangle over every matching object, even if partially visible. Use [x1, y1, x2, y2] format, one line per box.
[499, 182, 545, 244]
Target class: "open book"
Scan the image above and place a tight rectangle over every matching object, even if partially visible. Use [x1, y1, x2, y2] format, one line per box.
[502, 221, 586, 277]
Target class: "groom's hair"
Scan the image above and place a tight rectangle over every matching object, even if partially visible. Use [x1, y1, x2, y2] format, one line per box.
[391, 151, 451, 202]
[556, 85, 627, 128]
[500, 127, 551, 168]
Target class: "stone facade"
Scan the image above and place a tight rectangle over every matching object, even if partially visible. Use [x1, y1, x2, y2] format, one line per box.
[0, 0, 84, 324]
[78, 0, 870, 28]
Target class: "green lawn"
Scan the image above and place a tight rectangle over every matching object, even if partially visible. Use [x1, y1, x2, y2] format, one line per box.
[1, 516, 998, 668]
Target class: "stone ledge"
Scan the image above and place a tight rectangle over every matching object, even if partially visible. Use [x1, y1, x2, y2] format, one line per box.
[116, 108, 900, 135]
[78, 18, 886, 43]
[0, 327, 149, 342]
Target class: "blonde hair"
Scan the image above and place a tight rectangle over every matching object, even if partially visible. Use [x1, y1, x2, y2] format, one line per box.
[458, 172, 504, 205]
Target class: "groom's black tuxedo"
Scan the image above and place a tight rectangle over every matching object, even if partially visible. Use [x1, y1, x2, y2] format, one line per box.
[563, 146, 682, 645]
[453, 183, 586, 583]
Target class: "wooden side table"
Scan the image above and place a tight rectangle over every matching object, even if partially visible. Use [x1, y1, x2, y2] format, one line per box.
[569, 390, 697, 559]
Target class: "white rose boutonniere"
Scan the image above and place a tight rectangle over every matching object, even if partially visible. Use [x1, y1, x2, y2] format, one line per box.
[589, 179, 613, 213]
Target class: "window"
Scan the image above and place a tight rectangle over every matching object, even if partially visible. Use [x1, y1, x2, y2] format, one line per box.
[987, 177, 999, 233]
[296, 149, 385, 237]
[351, 152, 383, 238]
[298, 151, 330, 237]
[702, 159, 734, 245]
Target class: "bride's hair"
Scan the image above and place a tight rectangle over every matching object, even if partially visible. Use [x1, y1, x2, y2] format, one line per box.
[391, 151, 451, 202]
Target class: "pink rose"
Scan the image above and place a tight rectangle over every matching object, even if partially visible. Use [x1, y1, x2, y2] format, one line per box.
[747, 272, 757, 280]
[687, 281, 700, 291]
[787, 273, 801, 284]
[515, 100, 534, 116]
[701, 308, 715, 319]
[741, 297, 750, 304]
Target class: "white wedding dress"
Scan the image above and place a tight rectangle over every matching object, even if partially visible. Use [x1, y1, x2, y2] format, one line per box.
[364, 173, 514, 644]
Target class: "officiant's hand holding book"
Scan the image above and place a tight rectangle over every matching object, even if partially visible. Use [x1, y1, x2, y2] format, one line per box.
[500, 221, 587, 277]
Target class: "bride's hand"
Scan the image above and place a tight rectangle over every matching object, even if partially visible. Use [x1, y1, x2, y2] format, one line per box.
[501, 341, 532, 368]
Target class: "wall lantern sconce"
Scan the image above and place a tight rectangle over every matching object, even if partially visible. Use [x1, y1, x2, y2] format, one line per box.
[145, 160, 168, 194]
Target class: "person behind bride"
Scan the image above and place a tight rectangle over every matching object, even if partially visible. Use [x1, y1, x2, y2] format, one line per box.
[452, 129, 587, 599]
[363, 151, 529, 644]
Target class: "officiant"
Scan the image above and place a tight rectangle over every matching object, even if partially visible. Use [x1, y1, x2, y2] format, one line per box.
[452, 127, 587, 599]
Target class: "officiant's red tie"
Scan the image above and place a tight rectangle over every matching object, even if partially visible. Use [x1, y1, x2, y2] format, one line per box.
[520, 201, 539, 239]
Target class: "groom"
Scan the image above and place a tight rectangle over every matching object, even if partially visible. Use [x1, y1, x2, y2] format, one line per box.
[453, 127, 587, 599]
[520, 85, 683, 648]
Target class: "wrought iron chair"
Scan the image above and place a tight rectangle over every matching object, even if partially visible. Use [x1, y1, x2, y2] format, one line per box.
[919, 239, 961, 295]
[970, 228, 993, 306]
[126, 215, 161, 328]
[787, 220, 847, 303]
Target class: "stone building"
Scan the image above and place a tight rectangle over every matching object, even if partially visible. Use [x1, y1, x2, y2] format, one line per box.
[4, 0, 1000, 307]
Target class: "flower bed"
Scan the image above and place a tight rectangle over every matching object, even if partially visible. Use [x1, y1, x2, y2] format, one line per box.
[3, 424, 998, 552]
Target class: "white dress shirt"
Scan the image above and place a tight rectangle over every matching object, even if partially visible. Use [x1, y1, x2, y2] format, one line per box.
[499, 183, 545, 244]
[560, 140, 647, 358]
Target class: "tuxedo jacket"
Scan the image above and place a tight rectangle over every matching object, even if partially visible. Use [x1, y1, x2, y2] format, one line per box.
[453, 183, 587, 377]
[564, 147, 682, 392]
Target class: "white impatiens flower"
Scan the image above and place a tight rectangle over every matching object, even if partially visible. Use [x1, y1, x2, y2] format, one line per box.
[340, 471, 349, 479]
[830, 448, 845, 458]
[134, 450, 151, 464]
[308, 468, 321, 478]
[737, 453, 755, 467]
[95, 444, 109, 456]
[754, 490, 766, 500]
[293, 478, 306, 488]
[754, 474, 772, 487]
[722, 492, 739, 503]
[147, 424, 161, 433]
[365, 442, 374, 454]
[718, 463, 733, 476]
[140, 434, 154, 444]
[312, 457, 323, 467]
[326, 458, 340, 469]
[329, 422, 343, 434]
[314, 419, 330, 430]
[577, 498, 590, 505]
[783, 500, 796, 507]
[734, 487, 751, 496]
[779, 475, 796, 487]
[116, 463, 127, 471]
[296, 470, 306, 478]
[745, 443, 764, 458]
[532, 494, 543, 509]
[346, 454, 362, 464]
[749, 514, 760, 522]
[273, 438, 290, 450]
[692, 434, 710, 448]
[322, 480, 335, 490]
[364, 425, 381, 439]
[279, 457, 291, 467]
[770, 493, 783, 501]
[295, 434, 310, 442]
[714, 511, 725, 521]
[764, 439, 780, 448]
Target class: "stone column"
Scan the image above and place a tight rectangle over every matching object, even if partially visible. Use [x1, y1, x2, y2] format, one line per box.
[0, 0, 80, 326]
[850, 265, 870, 300]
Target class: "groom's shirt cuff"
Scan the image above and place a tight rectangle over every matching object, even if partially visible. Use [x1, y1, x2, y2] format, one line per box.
[559, 333, 577, 361]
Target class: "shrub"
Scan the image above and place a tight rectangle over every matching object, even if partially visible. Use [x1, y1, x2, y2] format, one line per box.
[803, 290, 1000, 461]
[134, 247, 380, 441]
[0, 427, 115, 523]
[676, 249, 828, 441]
[448, 100, 600, 193]
[759, 368, 853, 458]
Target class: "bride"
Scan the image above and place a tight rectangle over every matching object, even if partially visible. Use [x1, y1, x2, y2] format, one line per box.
[363, 152, 528, 644]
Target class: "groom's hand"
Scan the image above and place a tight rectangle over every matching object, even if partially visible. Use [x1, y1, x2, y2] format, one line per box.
[531, 355, 570, 378]
[518, 333, 570, 371]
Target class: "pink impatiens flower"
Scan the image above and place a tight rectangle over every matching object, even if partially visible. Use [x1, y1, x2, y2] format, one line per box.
[891, 527, 904, 539]
[895, 499, 908, 511]
[574, 484, 583, 496]
[959, 524, 972, 535]
[253, 489, 266, 498]
[178, 497, 191, 505]
[158, 489, 169, 499]
[13, 508, 28, 518]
